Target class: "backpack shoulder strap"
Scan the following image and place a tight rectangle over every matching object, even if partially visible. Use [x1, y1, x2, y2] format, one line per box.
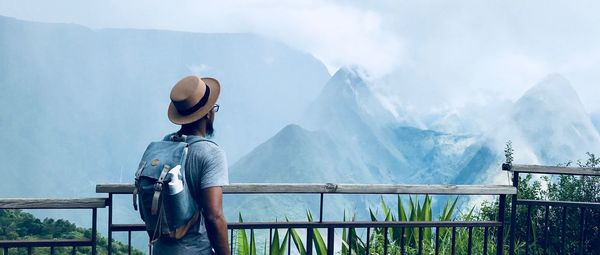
[166, 133, 218, 147]
[186, 138, 217, 146]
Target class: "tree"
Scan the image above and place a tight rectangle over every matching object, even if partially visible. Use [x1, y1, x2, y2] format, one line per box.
[0, 209, 143, 255]
[480, 146, 599, 254]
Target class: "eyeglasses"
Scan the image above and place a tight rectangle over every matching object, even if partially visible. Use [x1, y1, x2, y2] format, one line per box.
[212, 104, 220, 113]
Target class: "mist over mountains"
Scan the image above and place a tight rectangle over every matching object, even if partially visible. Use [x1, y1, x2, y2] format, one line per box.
[227, 68, 600, 221]
[2, 16, 600, 223]
[0, 15, 329, 197]
[231, 67, 496, 186]
[592, 112, 600, 134]
[226, 67, 490, 220]
[511, 74, 600, 165]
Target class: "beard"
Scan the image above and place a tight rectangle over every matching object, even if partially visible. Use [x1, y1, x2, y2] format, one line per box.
[206, 118, 215, 137]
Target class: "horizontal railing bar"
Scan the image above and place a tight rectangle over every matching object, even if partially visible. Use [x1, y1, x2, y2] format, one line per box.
[111, 224, 146, 232]
[96, 183, 516, 195]
[226, 184, 517, 195]
[228, 221, 502, 229]
[107, 221, 501, 232]
[0, 198, 107, 209]
[503, 164, 600, 176]
[96, 184, 134, 194]
[0, 239, 92, 247]
[517, 199, 600, 208]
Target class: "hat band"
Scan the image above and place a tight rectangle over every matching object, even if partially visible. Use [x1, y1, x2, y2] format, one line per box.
[177, 84, 211, 116]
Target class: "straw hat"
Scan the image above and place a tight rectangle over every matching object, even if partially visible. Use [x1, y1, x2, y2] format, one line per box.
[167, 76, 221, 125]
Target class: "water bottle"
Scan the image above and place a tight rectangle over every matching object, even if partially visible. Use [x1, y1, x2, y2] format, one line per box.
[167, 165, 184, 195]
[163, 164, 197, 233]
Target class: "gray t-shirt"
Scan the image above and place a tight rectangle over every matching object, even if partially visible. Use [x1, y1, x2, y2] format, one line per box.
[153, 134, 229, 254]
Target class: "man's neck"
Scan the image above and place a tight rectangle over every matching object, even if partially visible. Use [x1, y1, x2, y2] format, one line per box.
[177, 127, 206, 137]
[178, 118, 209, 137]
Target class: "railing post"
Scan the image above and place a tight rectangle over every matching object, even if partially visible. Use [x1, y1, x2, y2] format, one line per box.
[319, 193, 324, 223]
[497, 194, 507, 255]
[327, 227, 334, 255]
[306, 228, 313, 254]
[579, 207, 585, 255]
[108, 193, 113, 255]
[509, 172, 519, 255]
[92, 208, 97, 255]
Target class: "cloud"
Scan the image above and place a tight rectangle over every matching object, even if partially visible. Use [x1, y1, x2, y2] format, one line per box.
[188, 64, 212, 75]
[363, 1, 600, 112]
[2, 0, 600, 111]
[207, 0, 405, 76]
[0, 0, 404, 77]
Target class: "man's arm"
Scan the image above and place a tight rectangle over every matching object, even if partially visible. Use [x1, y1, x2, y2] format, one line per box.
[201, 186, 230, 255]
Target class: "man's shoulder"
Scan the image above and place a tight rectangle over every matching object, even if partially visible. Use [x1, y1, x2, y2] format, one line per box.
[189, 138, 220, 150]
[188, 139, 224, 159]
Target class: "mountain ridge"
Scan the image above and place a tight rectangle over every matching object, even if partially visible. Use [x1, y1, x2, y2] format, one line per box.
[512, 73, 600, 164]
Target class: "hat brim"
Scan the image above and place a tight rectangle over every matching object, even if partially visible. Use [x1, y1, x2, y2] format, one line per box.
[168, 77, 221, 125]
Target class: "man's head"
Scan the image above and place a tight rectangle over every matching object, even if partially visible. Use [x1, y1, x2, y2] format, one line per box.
[168, 76, 221, 137]
[179, 104, 219, 137]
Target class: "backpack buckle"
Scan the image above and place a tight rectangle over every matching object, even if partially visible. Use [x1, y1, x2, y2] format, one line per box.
[154, 183, 163, 192]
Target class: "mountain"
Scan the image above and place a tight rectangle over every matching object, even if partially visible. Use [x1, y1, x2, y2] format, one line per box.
[232, 67, 497, 185]
[231, 124, 376, 183]
[227, 67, 498, 220]
[426, 112, 469, 135]
[511, 74, 600, 164]
[0, 15, 330, 197]
[301, 66, 409, 182]
[389, 126, 496, 184]
[303, 66, 397, 130]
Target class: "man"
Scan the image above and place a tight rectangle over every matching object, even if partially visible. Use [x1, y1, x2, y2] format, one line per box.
[153, 75, 230, 255]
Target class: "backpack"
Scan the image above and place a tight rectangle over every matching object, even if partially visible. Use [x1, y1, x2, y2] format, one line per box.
[133, 134, 211, 243]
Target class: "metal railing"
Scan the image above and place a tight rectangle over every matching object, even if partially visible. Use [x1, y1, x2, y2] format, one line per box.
[0, 198, 106, 255]
[503, 164, 600, 255]
[5, 163, 597, 254]
[96, 183, 516, 255]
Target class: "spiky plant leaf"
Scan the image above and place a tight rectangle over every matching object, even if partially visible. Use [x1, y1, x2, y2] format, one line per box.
[250, 229, 256, 255]
[271, 229, 280, 255]
[422, 195, 433, 245]
[369, 208, 378, 222]
[289, 228, 307, 255]
[408, 196, 418, 246]
[342, 212, 348, 255]
[397, 195, 408, 221]
[306, 210, 327, 255]
[237, 213, 249, 255]
[285, 216, 307, 255]
[380, 197, 393, 221]
[279, 230, 289, 255]
[442, 196, 459, 221]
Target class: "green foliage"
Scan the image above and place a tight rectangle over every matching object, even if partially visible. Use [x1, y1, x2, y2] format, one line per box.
[341, 211, 366, 255]
[0, 209, 142, 255]
[365, 195, 497, 255]
[239, 195, 500, 255]
[236, 213, 254, 255]
[505, 140, 514, 165]
[269, 226, 289, 255]
[480, 152, 600, 254]
[306, 211, 327, 255]
[288, 222, 307, 255]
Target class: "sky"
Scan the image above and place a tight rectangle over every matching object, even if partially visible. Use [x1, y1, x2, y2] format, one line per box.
[2, 0, 600, 113]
